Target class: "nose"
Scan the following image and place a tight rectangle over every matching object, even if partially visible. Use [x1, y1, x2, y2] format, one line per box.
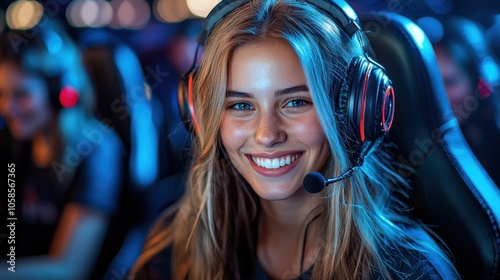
[254, 110, 286, 147]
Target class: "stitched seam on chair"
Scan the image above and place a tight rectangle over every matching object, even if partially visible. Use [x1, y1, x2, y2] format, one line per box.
[440, 131, 500, 280]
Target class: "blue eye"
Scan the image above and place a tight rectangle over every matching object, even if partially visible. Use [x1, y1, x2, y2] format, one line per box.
[285, 98, 310, 107]
[229, 102, 253, 110]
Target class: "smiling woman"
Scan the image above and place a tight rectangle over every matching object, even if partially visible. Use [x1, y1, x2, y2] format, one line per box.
[131, 1, 459, 279]
[221, 40, 330, 201]
[0, 17, 124, 280]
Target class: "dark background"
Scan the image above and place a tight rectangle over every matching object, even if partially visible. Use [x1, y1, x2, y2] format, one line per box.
[1, 0, 499, 60]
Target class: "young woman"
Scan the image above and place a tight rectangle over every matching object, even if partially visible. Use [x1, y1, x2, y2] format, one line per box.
[0, 18, 124, 279]
[132, 0, 458, 279]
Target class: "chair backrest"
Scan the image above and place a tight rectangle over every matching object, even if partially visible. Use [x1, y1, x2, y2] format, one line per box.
[79, 31, 164, 279]
[360, 12, 500, 279]
[80, 30, 160, 188]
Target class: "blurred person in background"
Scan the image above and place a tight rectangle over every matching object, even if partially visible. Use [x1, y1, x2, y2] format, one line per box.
[486, 14, 500, 131]
[0, 17, 124, 279]
[431, 16, 500, 186]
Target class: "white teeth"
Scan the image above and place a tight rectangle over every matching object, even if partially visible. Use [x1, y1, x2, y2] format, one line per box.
[264, 158, 272, 169]
[251, 153, 301, 169]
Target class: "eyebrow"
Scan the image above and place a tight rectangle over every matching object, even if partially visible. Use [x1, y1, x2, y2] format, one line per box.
[226, 85, 309, 98]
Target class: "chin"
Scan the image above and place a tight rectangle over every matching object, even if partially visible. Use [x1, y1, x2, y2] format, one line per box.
[252, 183, 305, 201]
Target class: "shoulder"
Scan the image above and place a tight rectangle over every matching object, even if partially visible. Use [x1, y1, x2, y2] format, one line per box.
[67, 119, 125, 214]
[133, 207, 179, 280]
[379, 226, 458, 280]
[135, 245, 173, 280]
[79, 119, 125, 161]
[381, 244, 454, 280]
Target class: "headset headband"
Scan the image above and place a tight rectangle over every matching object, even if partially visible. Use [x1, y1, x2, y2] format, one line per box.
[197, 0, 361, 45]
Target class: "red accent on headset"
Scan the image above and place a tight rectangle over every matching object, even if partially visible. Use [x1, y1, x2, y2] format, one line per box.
[382, 85, 395, 132]
[188, 73, 199, 133]
[359, 64, 373, 142]
[59, 86, 79, 108]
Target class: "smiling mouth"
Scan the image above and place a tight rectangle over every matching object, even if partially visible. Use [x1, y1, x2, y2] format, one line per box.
[250, 153, 302, 169]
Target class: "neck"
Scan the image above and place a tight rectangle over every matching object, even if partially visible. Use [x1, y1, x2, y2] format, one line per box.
[259, 193, 321, 232]
[257, 192, 322, 278]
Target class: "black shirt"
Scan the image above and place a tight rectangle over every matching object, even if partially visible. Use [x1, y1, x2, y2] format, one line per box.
[0, 129, 123, 257]
[134, 227, 456, 280]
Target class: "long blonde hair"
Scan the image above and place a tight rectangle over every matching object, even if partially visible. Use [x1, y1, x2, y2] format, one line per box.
[132, 1, 456, 279]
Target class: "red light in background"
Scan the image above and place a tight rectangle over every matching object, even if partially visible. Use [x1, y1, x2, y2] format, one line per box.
[59, 86, 79, 108]
[477, 78, 492, 98]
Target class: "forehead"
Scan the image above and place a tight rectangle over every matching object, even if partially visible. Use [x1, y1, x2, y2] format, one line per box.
[227, 40, 307, 92]
[0, 62, 46, 92]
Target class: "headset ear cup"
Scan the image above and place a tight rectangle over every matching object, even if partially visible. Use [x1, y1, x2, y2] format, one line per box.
[361, 62, 394, 141]
[336, 57, 362, 157]
[178, 73, 191, 131]
[178, 69, 199, 133]
[336, 66, 352, 136]
[371, 69, 394, 139]
[336, 56, 395, 154]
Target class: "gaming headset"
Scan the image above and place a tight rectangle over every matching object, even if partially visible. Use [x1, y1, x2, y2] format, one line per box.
[178, 0, 395, 153]
[38, 22, 81, 111]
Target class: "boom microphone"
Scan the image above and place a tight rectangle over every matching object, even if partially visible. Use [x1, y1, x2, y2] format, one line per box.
[303, 170, 354, 193]
[303, 153, 366, 194]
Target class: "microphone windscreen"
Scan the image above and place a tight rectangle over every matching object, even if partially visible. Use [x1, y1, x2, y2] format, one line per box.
[303, 172, 325, 194]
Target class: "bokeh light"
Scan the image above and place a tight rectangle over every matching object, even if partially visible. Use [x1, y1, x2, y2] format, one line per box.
[109, 0, 150, 29]
[80, 0, 99, 27]
[154, 0, 191, 23]
[88, 0, 113, 27]
[6, 0, 44, 30]
[66, 0, 84, 27]
[416, 16, 444, 43]
[59, 86, 80, 108]
[186, 0, 220, 18]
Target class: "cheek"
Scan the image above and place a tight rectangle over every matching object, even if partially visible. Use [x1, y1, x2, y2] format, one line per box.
[220, 116, 249, 154]
[292, 114, 326, 145]
[295, 115, 330, 164]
